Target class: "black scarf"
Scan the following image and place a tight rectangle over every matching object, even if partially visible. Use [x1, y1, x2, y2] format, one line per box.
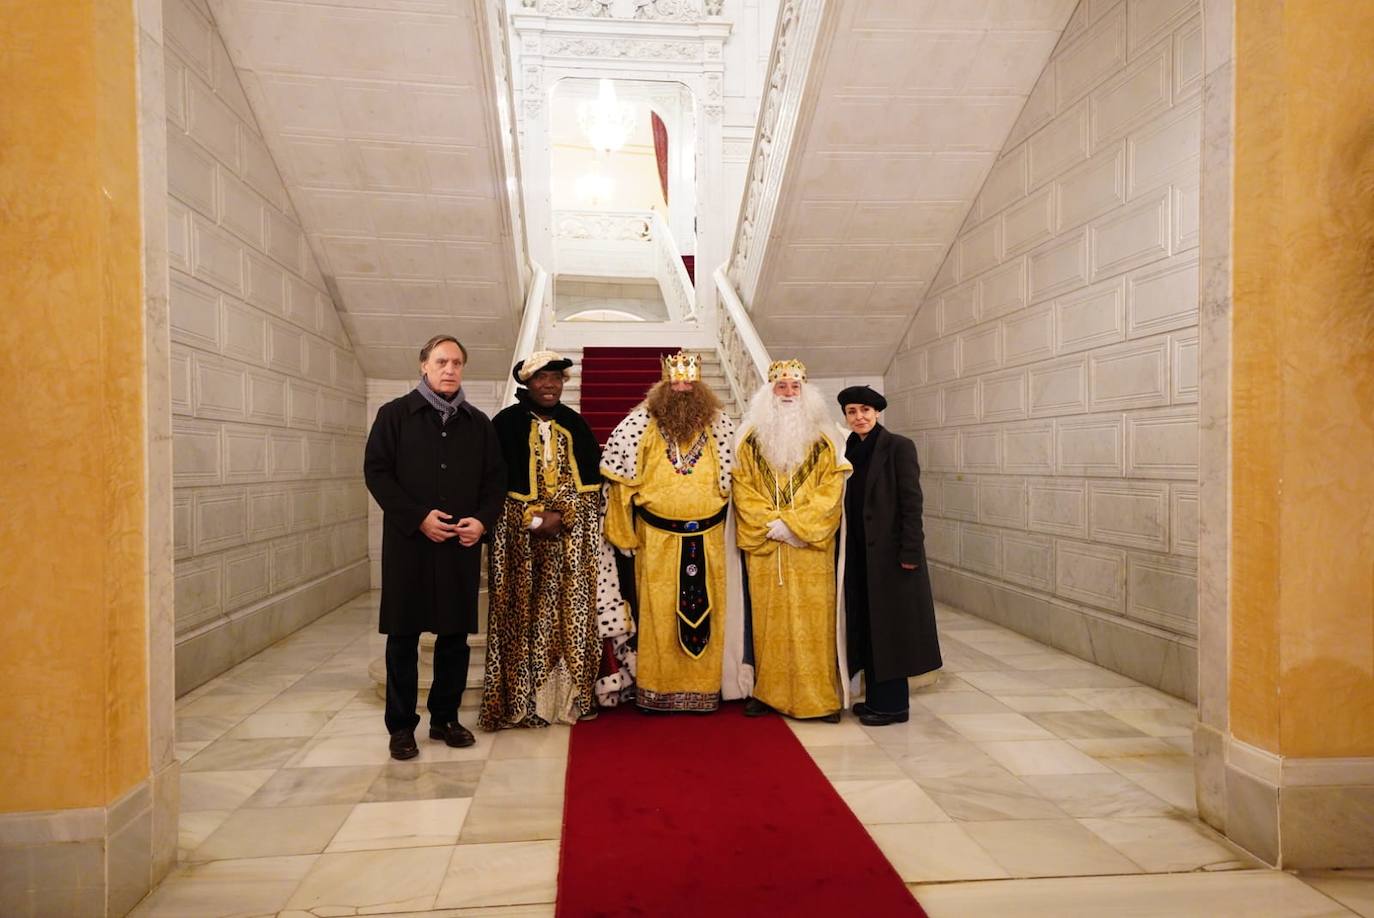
[844, 424, 882, 546]
[492, 390, 602, 499]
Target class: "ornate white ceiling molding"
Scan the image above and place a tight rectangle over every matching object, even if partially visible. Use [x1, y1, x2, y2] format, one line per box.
[725, 0, 831, 306]
[520, 0, 723, 23]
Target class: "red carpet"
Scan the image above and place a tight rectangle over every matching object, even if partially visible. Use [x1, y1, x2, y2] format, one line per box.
[557, 704, 927, 917]
[580, 346, 679, 444]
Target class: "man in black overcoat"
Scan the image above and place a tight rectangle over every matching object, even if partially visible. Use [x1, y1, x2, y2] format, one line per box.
[364, 334, 505, 759]
[837, 385, 942, 726]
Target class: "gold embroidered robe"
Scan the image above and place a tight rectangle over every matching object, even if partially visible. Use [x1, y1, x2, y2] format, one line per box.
[732, 434, 849, 718]
[604, 422, 729, 711]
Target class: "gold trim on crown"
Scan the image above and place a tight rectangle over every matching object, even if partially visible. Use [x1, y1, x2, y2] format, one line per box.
[767, 359, 807, 382]
[662, 352, 701, 383]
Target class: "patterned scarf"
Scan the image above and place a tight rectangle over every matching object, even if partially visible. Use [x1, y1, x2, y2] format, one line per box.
[417, 374, 466, 425]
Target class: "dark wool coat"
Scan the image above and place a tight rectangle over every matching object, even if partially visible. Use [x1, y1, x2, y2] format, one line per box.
[491, 391, 602, 499]
[364, 390, 506, 635]
[843, 425, 942, 683]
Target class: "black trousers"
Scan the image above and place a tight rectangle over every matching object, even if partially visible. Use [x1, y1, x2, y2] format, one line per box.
[384, 633, 471, 734]
[844, 553, 910, 716]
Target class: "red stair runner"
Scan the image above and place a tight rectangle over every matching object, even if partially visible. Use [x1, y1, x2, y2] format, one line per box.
[580, 345, 680, 444]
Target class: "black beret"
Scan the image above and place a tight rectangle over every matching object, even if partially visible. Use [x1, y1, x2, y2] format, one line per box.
[836, 385, 887, 411]
[512, 355, 573, 383]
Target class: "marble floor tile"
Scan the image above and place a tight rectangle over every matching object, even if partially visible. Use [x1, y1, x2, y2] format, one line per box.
[182, 736, 309, 772]
[364, 761, 486, 802]
[435, 840, 560, 908]
[1032, 668, 1142, 690]
[488, 726, 574, 759]
[128, 853, 318, 918]
[224, 710, 333, 740]
[1069, 736, 1193, 775]
[1107, 706, 1197, 737]
[316, 708, 386, 737]
[1000, 652, 1097, 672]
[329, 798, 471, 852]
[784, 717, 874, 747]
[962, 818, 1142, 877]
[474, 757, 567, 797]
[1127, 770, 1199, 814]
[804, 743, 907, 781]
[915, 772, 1068, 822]
[1081, 816, 1254, 872]
[1020, 773, 1180, 818]
[202, 671, 303, 695]
[976, 740, 1116, 776]
[863, 713, 966, 748]
[990, 693, 1095, 713]
[174, 715, 242, 743]
[285, 845, 455, 914]
[286, 733, 399, 768]
[190, 804, 352, 861]
[286, 670, 378, 693]
[892, 742, 1010, 779]
[421, 730, 499, 763]
[938, 713, 1057, 743]
[916, 692, 1013, 715]
[459, 793, 564, 843]
[179, 769, 275, 812]
[911, 869, 1357, 918]
[242, 765, 382, 808]
[832, 779, 951, 825]
[174, 740, 211, 762]
[1067, 686, 1191, 711]
[1300, 870, 1374, 918]
[867, 822, 1009, 882]
[175, 692, 274, 719]
[1026, 710, 1150, 740]
[175, 810, 230, 860]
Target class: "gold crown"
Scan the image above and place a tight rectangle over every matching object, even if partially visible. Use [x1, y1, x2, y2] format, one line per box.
[661, 352, 701, 383]
[767, 359, 807, 382]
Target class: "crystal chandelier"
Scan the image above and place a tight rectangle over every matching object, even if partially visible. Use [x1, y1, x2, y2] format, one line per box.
[578, 79, 637, 154]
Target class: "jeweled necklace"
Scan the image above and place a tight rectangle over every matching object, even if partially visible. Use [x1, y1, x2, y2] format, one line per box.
[665, 430, 708, 476]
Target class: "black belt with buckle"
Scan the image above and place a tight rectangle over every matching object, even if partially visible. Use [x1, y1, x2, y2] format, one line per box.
[634, 504, 728, 534]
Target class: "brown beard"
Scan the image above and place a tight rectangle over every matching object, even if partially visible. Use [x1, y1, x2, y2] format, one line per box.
[645, 380, 722, 444]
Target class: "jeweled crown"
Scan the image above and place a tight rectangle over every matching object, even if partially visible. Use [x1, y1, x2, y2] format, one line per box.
[767, 359, 807, 383]
[662, 352, 701, 383]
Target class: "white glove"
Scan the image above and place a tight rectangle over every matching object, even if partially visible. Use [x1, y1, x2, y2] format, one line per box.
[767, 519, 807, 548]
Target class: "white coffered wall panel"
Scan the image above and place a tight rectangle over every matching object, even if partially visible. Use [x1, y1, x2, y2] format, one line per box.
[166, 0, 370, 693]
[205, 0, 523, 379]
[887, 0, 1202, 699]
[749, 0, 1078, 376]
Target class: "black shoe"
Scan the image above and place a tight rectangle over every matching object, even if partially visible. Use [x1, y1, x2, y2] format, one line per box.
[388, 729, 419, 760]
[852, 702, 872, 717]
[744, 698, 771, 717]
[429, 721, 475, 748]
[858, 709, 909, 727]
[815, 711, 842, 724]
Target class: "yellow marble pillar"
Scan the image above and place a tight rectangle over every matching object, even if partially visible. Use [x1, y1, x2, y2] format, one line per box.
[1200, 0, 1374, 868]
[0, 1, 175, 912]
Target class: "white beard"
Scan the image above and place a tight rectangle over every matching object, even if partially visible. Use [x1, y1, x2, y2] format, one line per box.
[740, 383, 834, 473]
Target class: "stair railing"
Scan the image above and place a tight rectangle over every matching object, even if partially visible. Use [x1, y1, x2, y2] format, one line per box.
[713, 264, 771, 414]
[501, 261, 552, 408]
[650, 211, 698, 323]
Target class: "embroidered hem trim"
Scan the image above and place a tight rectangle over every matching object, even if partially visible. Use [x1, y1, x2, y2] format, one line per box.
[636, 688, 721, 712]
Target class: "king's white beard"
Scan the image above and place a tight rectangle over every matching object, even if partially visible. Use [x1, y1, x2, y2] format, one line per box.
[741, 383, 833, 473]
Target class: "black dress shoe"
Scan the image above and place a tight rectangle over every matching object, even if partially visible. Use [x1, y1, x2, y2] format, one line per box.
[429, 721, 475, 748]
[858, 709, 910, 727]
[815, 711, 842, 724]
[389, 729, 419, 760]
[744, 698, 771, 717]
[852, 702, 872, 717]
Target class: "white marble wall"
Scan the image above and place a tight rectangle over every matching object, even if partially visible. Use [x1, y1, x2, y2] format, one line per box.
[883, 0, 1203, 699]
[165, 0, 369, 693]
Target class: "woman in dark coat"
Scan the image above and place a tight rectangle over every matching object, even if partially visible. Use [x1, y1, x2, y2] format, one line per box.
[838, 385, 942, 726]
[364, 335, 505, 759]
